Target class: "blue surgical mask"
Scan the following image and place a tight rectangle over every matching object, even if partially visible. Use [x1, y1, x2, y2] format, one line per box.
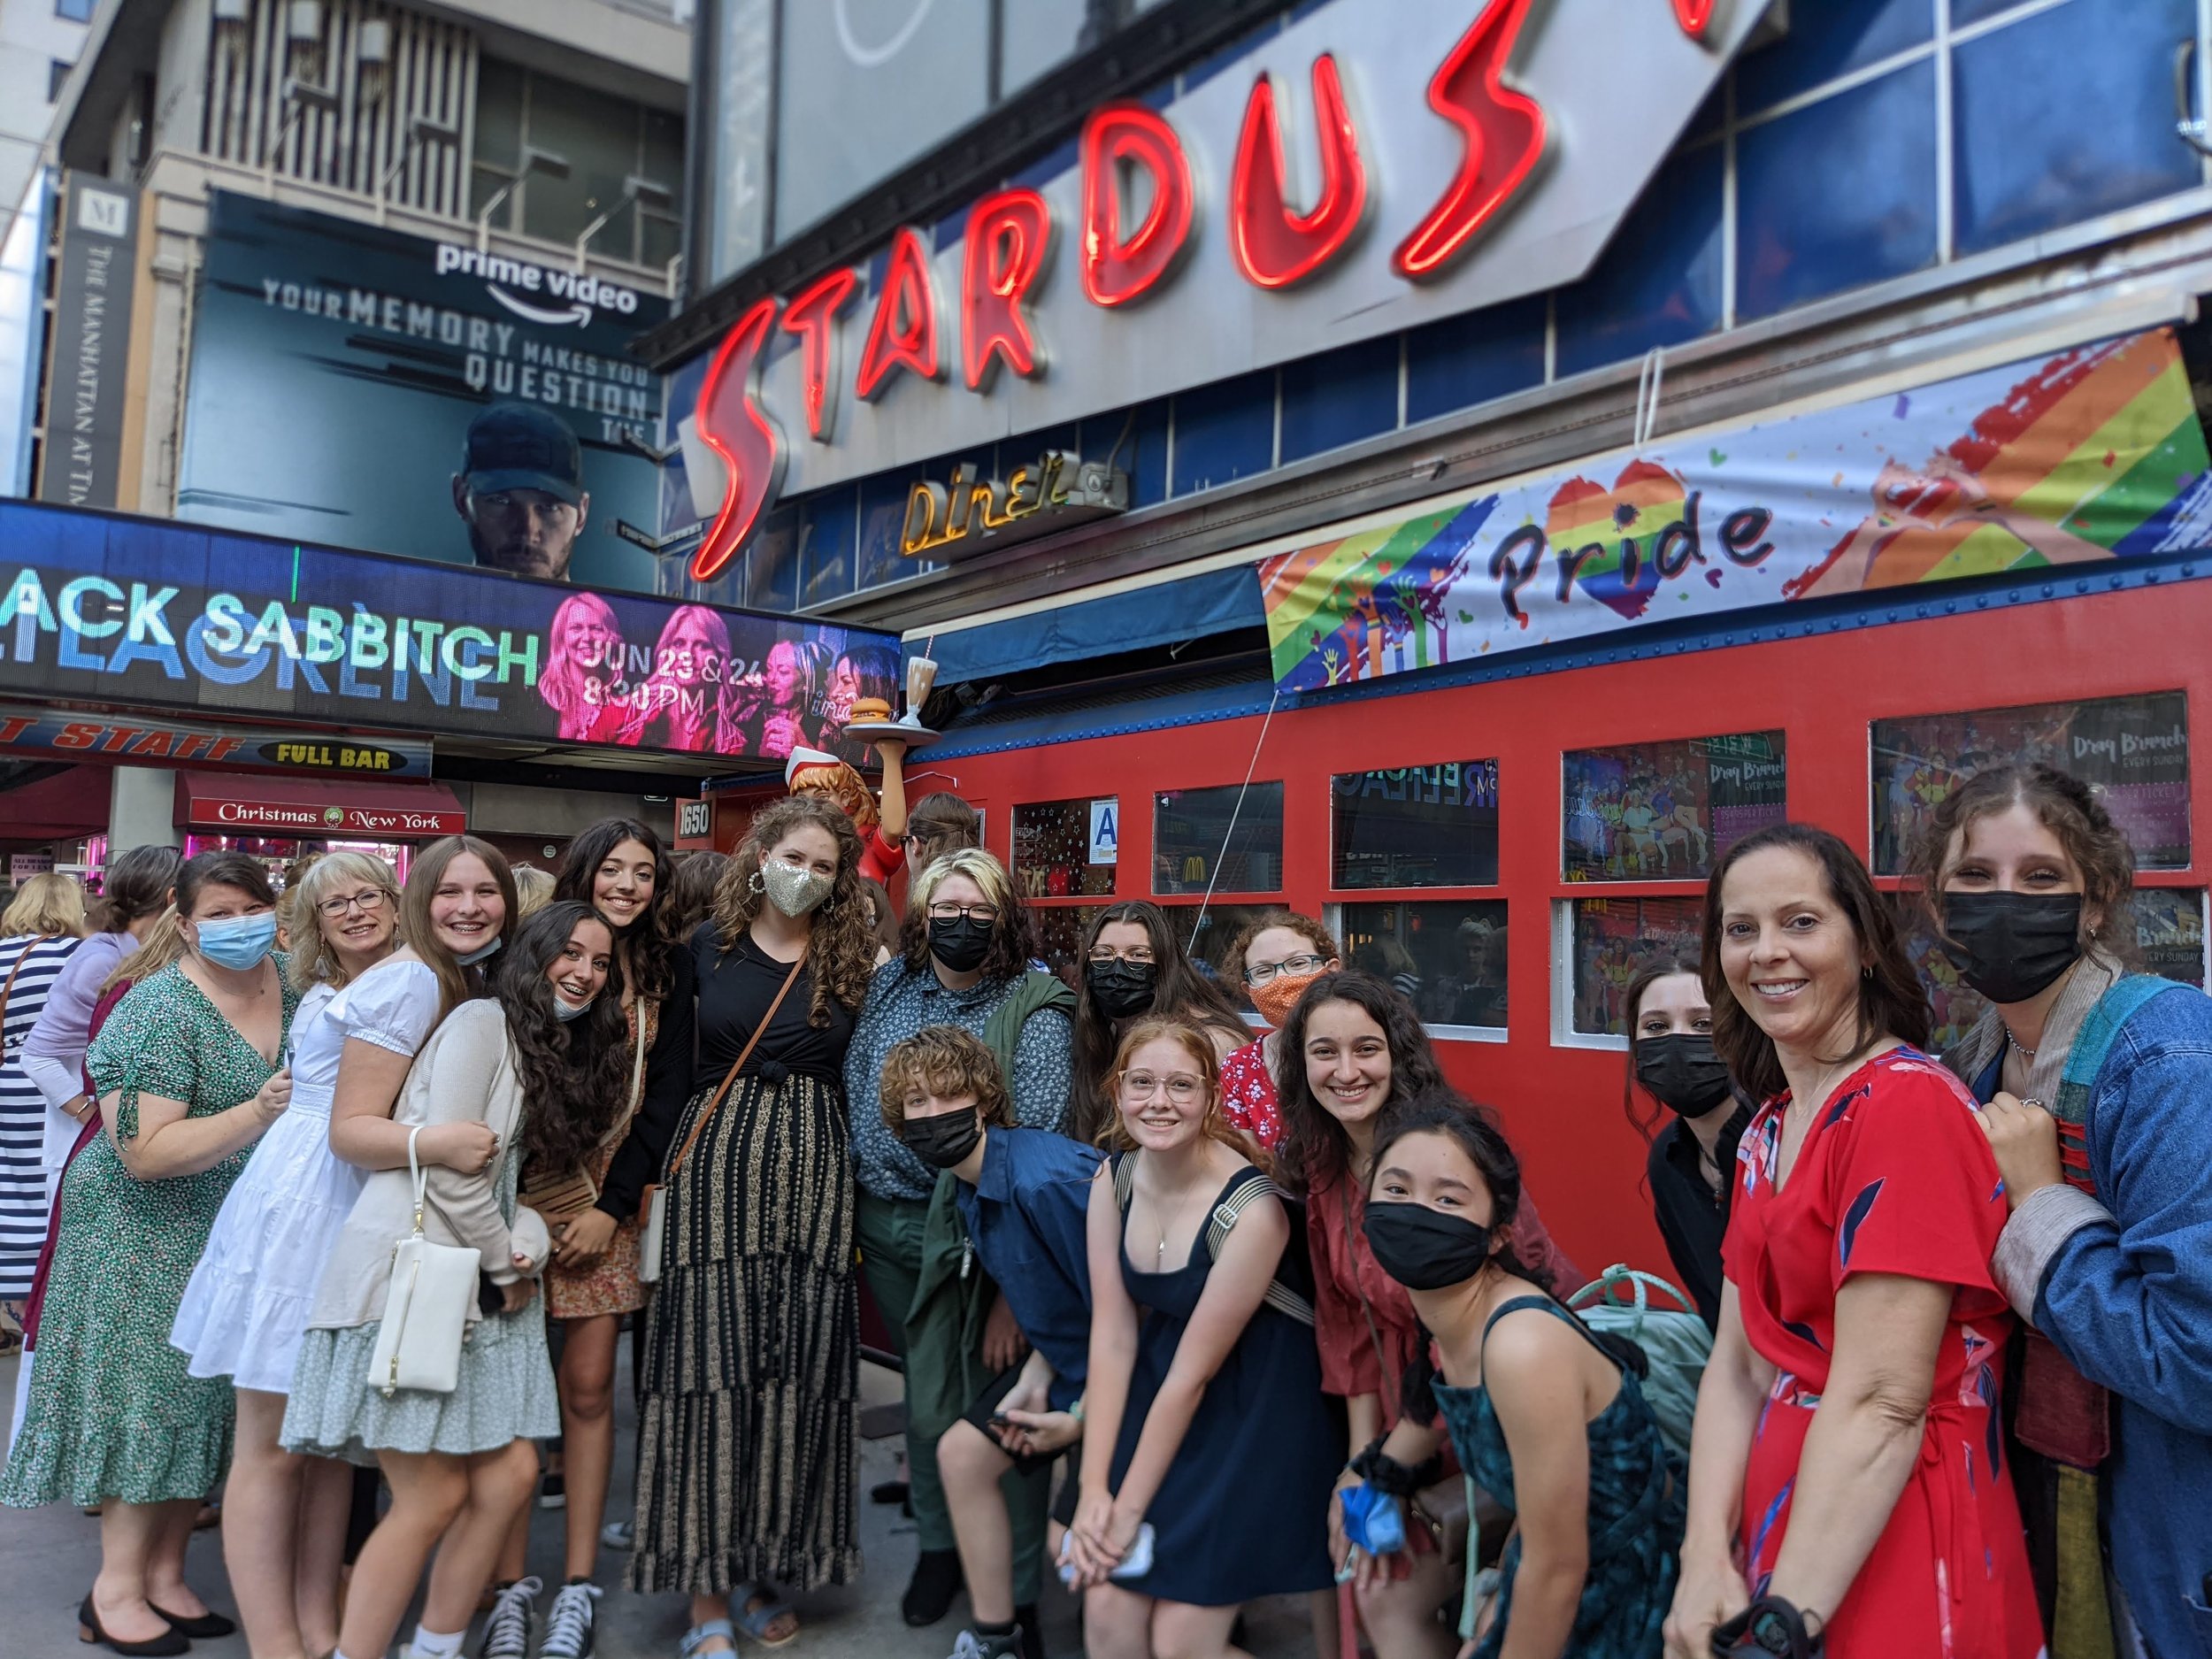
[553, 993, 594, 1021]
[457, 936, 503, 966]
[195, 910, 278, 971]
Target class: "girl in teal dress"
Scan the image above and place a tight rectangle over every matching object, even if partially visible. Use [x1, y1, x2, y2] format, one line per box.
[1362, 1094, 1683, 1659]
[2, 851, 298, 1658]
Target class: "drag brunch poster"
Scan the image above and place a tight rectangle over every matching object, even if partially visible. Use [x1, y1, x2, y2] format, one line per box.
[175, 193, 666, 592]
[0, 502, 895, 763]
[1259, 329, 2212, 690]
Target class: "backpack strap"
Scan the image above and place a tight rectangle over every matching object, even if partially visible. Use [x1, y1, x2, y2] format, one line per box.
[1203, 1167, 1314, 1325]
[1110, 1150, 1136, 1213]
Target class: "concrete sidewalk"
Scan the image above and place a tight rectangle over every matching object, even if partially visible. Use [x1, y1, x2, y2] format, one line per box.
[0, 1348, 1314, 1658]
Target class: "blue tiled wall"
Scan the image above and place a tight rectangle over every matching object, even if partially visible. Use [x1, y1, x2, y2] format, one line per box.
[687, 0, 2209, 611]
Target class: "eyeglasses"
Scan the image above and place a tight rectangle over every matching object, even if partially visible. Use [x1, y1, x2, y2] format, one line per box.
[1119, 1071, 1203, 1103]
[928, 902, 1000, 925]
[1088, 947, 1156, 965]
[318, 890, 390, 918]
[1244, 952, 1328, 987]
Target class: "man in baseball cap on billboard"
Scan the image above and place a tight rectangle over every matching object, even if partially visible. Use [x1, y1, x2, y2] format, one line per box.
[451, 400, 591, 580]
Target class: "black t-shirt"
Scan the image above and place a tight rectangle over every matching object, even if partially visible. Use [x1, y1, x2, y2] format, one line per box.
[690, 922, 855, 1087]
[1646, 1099, 1753, 1330]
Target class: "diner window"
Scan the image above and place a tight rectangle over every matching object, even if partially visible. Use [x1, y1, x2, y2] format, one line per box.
[1898, 887, 2208, 1054]
[1871, 692, 2191, 874]
[1559, 896, 1705, 1040]
[1337, 901, 1509, 1036]
[1332, 761, 1500, 888]
[1154, 782, 1283, 897]
[1031, 905, 1107, 989]
[1012, 798, 1118, 901]
[1563, 732, 1786, 882]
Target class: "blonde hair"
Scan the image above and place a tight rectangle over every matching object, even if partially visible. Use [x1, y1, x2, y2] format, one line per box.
[3, 872, 88, 939]
[285, 851, 402, 992]
[104, 907, 187, 993]
[1099, 1016, 1256, 1164]
[512, 865, 558, 918]
[908, 846, 1017, 918]
[789, 757, 879, 835]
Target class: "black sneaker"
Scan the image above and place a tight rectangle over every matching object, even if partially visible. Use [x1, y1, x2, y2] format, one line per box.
[479, 1576, 540, 1659]
[902, 1549, 964, 1627]
[539, 1471, 567, 1510]
[1015, 1602, 1046, 1659]
[541, 1581, 601, 1659]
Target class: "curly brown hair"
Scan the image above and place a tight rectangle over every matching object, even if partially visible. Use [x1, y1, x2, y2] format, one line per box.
[879, 1025, 1012, 1136]
[1225, 910, 1340, 978]
[708, 795, 877, 1023]
[556, 818, 680, 1001]
[491, 902, 635, 1179]
[1908, 761, 2137, 964]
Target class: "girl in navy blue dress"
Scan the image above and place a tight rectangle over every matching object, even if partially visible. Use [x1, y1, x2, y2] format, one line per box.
[1068, 1017, 1338, 1658]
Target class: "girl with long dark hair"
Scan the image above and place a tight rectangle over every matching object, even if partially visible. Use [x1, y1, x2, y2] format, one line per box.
[1273, 974, 1581, 1659]
[1068, 902, 1248, 1145]
[1620, 961, 1750, 1331]
[1365, 1094, 1683, 1657]
[629, 795, 881, 1655]
[285, 902, 625, 1659]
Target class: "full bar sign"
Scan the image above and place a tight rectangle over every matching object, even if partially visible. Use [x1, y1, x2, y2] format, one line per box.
[39, 175, 138, 510]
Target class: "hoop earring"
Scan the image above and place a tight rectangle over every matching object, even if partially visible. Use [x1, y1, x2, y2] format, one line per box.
[748, 871, 764, 895]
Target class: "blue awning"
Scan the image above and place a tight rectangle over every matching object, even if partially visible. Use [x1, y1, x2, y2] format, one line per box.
[920, 564, 1264, 684]
[926, 658, 1278, 759]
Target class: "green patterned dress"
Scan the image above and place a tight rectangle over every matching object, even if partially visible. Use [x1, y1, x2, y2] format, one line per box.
[2, 964, 296, 1507]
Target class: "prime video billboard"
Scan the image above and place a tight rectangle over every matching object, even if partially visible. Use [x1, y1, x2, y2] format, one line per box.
[177, 192, 667, 592]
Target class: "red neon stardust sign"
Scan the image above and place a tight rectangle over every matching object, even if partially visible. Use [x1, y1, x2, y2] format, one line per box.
[690, 0, 1712, 579]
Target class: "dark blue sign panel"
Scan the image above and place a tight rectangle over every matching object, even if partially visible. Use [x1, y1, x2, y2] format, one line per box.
[0, 501, 897, 765]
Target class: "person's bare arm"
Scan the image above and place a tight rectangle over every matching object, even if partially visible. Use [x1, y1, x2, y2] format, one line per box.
[873, 739, 910, 841]
[1759, 1272, 1951, 1630]
[1071, 1167, 1140, 1584]
[104, 1072, 289, 1180]
[1664, 1286, 1768, 1658]
[1483, 1310, 1596, 1659]
[329, 1036, 495, 1173]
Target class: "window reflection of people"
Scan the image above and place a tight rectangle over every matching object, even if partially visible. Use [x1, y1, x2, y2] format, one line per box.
[538, 593, 630, 742]
[452, 403, 592, 581]
[618, 605, 730, 754]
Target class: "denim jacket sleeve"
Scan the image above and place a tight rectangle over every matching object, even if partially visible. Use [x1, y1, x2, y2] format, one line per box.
[2029, 1010, 2212, 1438]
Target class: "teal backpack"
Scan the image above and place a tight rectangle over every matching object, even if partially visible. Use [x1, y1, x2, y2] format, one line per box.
[1565, 1264, 1710, 1463]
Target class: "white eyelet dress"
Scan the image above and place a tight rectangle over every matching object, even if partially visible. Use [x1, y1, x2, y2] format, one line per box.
[170, 958, 440, 1394]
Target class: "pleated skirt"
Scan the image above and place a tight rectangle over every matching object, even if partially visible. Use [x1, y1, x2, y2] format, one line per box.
[626, 1070, 860, 1595]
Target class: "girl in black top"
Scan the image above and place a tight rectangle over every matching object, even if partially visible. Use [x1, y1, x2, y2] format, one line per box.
[1624, 961, 1749, 1330]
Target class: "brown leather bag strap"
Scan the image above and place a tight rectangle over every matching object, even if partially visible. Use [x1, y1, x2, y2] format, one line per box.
[663, 950, 806, 1184]
[0, 934, 56, 1038]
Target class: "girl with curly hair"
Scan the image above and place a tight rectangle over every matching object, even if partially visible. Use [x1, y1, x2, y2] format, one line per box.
[628, 795, 881, 1656]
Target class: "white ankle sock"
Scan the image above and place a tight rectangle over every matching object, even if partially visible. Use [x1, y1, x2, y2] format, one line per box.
[409, 1627, 467, 1658]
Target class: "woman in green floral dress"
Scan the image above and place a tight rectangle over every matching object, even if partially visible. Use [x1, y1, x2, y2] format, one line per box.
[2, 852, 298, 1657]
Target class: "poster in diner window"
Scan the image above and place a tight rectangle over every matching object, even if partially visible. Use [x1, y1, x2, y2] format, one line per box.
[1563, 733, 1786, 882]
[1870, 692, 2190, 874]
[1568, 896, 1704, 1036]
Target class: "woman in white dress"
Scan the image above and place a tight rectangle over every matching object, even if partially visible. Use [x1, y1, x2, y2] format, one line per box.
[172, 847, 505, 1659]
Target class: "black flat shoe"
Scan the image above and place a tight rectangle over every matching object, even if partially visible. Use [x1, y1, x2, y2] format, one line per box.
[151, 1605, 234, 1640]
[77, 1595, 188, 1656]
[901, 1548, 964, 1627]
[869, 1479, 910, 1506]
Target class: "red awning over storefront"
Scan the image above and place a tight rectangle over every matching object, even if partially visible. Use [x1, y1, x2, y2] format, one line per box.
[178, 772, 466, 840]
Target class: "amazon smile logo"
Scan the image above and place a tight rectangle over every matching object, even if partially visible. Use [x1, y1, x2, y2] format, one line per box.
[434, 242, 641, 328]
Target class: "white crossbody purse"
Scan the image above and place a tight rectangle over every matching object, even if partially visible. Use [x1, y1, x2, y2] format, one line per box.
[365, 1125, 481, 1397]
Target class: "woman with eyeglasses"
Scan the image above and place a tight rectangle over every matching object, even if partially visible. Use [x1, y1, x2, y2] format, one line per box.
[1067, 902, 1250, 1147]
[844, 849, 1078, 1639]
[1218, 910, 1342, 1149]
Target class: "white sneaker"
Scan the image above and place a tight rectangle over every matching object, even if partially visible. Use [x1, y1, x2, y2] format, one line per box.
[541, 1581, 602, 1659]
[479, 1575, 541, 1659]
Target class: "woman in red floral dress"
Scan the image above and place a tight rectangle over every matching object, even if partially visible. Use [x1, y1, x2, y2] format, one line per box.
[1665, 825, 2043, 1659]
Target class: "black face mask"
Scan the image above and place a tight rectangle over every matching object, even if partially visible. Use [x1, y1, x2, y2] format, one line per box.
[1940, 890, 2085, 1005]
[1086, 958, 1157, 1020]
[929, 915, 994, 974]
[902, 1109, 983, 1170]
[1362, 1201, 1495, 1292]
[1634, 1033, 1734, 1118]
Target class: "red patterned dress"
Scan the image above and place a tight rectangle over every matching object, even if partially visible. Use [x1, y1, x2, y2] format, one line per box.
[1219, 1038, 1282, 1148]
[1722, 1048, 2044, 1659]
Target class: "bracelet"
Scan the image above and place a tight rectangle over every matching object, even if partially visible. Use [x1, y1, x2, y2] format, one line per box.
[1711, 1596, 1824, 1658]
[1346, 1436, 1444, 1498]
[1067, 1396, 1085, 1424]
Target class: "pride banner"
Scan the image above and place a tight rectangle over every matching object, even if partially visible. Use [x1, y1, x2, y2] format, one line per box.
[1257, 329, 2212, 691]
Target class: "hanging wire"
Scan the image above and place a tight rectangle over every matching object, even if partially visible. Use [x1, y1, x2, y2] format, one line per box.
[1633, 344, 1668, 449]
[1191, 686, 1284, 944]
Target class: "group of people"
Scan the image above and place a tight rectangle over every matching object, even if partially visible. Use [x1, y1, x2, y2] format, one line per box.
[0, 754, 2206, 1659]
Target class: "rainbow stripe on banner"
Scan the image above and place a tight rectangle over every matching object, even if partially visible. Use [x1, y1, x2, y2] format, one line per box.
[1258, 329, 2212, 692]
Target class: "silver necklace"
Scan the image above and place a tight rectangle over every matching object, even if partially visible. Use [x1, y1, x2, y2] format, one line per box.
[2006, 1026, 2037, 1060]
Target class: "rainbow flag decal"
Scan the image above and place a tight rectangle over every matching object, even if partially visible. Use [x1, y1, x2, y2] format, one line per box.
[1258, 327, 2212, 692]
